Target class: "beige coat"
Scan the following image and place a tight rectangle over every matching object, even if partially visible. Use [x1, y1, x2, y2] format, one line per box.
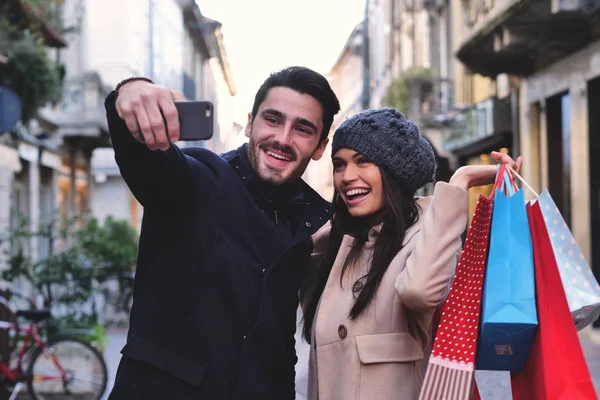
[303, 182, 469, 400]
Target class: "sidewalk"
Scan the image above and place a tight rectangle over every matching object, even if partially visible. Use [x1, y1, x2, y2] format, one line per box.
[102, 327, 127, 400]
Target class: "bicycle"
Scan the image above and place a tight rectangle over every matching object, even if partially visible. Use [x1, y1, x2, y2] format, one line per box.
[100, 270, 134, 328]
[0, 294, 108, 400]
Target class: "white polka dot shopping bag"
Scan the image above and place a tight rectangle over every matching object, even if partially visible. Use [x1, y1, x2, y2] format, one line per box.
[506, 166, 600, 330]
[536, 189, 600, 330]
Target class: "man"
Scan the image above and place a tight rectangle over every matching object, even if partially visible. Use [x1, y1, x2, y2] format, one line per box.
[105, 67, 340, 400]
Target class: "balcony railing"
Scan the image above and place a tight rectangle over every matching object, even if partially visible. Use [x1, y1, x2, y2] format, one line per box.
[443, 97, 512, 152]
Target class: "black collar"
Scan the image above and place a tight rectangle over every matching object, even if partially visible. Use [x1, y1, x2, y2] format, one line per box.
[221, 144, 333, 229]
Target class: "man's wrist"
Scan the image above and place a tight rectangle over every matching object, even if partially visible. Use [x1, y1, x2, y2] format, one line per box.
[115, 77, 154, 96]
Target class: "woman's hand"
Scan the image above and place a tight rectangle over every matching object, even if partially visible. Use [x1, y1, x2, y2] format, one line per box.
[448, 151, 523, 191]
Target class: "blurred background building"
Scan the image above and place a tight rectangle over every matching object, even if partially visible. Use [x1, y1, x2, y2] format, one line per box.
[1, 0, 599, 321]
[304, 0, 600, 325]
[1, 0, 600, 396]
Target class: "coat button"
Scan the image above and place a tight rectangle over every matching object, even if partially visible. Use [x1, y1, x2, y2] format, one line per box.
[338, 324, 348, 339]
[305, 222, 311, 227]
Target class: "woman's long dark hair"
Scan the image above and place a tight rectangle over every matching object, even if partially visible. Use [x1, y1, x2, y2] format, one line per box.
[302, 169, 420, 343]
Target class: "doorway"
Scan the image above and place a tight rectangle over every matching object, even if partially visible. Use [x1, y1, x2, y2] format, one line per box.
[546, 91, 572, 227]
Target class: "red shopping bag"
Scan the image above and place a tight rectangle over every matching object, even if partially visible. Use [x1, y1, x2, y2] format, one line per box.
[510, 201, 597, 400]
[420, 194, 493, 400]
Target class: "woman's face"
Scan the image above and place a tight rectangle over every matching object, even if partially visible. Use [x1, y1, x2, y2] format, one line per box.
[332, 148, 384, 220]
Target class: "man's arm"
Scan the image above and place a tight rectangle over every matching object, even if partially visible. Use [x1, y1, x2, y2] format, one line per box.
[105, 81, 215, 209]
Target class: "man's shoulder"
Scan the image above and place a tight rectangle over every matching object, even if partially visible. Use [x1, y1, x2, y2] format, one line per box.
[180, 146, 234, 171]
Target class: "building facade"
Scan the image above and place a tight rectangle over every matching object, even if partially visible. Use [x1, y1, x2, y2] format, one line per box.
[302, 23, 364, 200]
[452, 0, 600, 288]
[58, 0, 238, 230]
[0, 0, 68, 268]
[304, 0, 453, 198]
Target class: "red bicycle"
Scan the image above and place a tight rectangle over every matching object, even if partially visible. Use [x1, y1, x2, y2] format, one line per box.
[0, 294, 107, 400]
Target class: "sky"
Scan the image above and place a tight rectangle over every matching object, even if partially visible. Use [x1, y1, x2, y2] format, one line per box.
[196, 0, 365, 123]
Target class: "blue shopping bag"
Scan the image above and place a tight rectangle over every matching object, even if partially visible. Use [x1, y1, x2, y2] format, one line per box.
[476, 164, 538, 372]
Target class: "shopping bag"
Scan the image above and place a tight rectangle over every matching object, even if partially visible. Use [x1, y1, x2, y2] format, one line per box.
[419, 194, 493, 400]
[476, 164, 537, 372]
[510, 201, 597, 400]
[536, 190, 600, 330]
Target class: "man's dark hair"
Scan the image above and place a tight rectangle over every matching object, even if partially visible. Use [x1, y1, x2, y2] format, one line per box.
[251, 66, 341, 142]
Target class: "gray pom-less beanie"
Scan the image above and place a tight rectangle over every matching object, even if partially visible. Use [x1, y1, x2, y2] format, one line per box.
[332, 108, 436, 194]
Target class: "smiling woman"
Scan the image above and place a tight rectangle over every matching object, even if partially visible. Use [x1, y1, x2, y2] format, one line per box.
[300, 107, 523, 400]
[332, 149, 384, 221]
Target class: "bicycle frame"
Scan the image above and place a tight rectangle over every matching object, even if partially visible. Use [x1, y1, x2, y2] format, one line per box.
[0, 320, 67, 383]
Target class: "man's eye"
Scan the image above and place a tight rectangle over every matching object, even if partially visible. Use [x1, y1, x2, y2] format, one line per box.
[265, 117, 279, 124]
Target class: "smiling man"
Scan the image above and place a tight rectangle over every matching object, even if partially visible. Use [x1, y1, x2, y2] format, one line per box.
[104, 67, 340, 400]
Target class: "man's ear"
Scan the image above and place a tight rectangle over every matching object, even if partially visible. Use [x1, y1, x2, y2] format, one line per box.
[245, 112, 253, 138]
[312, 138, 329, 161]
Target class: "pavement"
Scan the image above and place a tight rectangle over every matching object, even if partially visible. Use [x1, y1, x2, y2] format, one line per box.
[102, 327, 127, 400]
[101, 325, 600, 400]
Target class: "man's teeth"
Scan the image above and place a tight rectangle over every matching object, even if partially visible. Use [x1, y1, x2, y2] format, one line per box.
[346, 188, 370, 196]
[266, 150, 291, 161]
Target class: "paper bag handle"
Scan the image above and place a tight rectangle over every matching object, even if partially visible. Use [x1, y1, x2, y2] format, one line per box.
[491, 164, 518, 197]
[506, 165, 539, 197]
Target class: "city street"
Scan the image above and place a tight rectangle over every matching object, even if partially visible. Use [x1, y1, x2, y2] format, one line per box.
[102, 326, 600, 399]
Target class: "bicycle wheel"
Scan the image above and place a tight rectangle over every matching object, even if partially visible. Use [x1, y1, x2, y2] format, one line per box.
[27, 336, 108, 400]
[122, 291, 133, 315]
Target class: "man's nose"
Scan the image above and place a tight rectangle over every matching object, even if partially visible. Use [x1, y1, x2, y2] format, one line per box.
[275, 124, 294, 146]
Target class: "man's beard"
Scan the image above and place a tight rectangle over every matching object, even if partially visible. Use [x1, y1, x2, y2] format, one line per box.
[247, 135, 308, 186]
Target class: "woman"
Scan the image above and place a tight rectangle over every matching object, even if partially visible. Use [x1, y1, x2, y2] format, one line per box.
[300, 108, 521, 400]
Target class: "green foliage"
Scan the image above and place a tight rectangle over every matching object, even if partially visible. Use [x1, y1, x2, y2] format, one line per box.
[383, 78, 410, 115]
[0, 31, 64, 122]
[76, 216, 139, 283]
[0, 0, 67, 124]
[404, 66, 434, 79]
[22, 0, 65, 31]
[0, 212, 138, 341]
[383, 67, 435, 115]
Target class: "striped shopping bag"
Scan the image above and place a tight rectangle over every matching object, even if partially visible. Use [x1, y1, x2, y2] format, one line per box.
[419, 193, 493, 400]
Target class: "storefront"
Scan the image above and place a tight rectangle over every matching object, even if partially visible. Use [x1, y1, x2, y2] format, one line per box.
[518, 39, 600, 326]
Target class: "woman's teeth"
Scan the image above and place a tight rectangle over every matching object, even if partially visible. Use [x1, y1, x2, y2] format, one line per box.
[346, 188, 370, 197]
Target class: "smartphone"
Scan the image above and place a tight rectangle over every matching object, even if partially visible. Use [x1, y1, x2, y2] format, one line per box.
[173, 101, 214, 141]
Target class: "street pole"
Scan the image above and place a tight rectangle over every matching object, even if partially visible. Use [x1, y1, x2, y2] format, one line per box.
[362, 0, 371, 110]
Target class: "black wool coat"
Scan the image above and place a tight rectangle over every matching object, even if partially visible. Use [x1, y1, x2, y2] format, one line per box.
[104, 91, 331, 400]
